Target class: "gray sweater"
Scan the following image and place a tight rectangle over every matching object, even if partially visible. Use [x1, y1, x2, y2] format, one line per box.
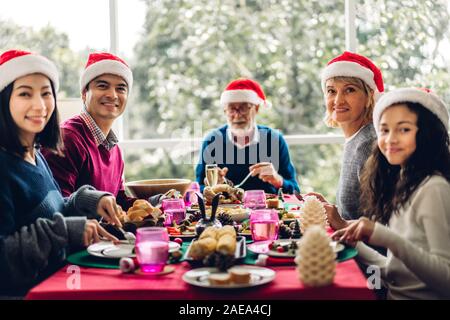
[336, 124, 376, 220]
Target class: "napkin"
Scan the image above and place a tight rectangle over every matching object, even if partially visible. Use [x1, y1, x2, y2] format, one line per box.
[255, 254, 296, 266]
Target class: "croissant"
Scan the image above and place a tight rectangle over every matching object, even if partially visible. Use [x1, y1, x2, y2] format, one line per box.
[127, 209, 148, 221]
[203, 184, 244, 204]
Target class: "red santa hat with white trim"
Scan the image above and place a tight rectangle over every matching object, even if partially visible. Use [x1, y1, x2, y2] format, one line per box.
[80, 52, 133, 93]
[220, 78, 271, 108]
[373, 87, 449, 134]
[0, 49, 59, 92]
[321, 51, 384, 100]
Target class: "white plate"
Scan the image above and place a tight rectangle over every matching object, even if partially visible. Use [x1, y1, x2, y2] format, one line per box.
[182, 265, 275, 289]
[247, 240, 345, 258]
[87, 241, 180, 259]
[330, 241, 345, 254]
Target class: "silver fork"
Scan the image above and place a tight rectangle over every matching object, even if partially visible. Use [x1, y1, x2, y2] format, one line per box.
[235, 170, 254, 188]
[117, 226, 136, 243]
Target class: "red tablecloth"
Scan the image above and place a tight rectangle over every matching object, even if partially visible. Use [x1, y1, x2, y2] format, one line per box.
[26, 193, 375, 300]
[26, 260, 374, 300]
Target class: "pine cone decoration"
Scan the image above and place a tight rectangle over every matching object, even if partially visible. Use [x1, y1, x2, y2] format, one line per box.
[203, 252, 236, 271]
[217, 212, 234, 226]
[156, 216, 165, 227]
[292, 219, 301, 239]
[295, 225, 336, 287]
[278, 223, 293, 239]
[188, 210, 202, 222]
[298, 196, 328, 233]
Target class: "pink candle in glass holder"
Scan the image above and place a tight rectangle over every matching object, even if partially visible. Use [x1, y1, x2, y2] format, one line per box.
[243, 190, 267, 209]
[250, 209, 279, 242]
[162, 198, 186, 224]
[135, 227, 169, 273]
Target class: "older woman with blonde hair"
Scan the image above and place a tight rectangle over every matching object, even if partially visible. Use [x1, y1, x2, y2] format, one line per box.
[307, 51, 384, 229]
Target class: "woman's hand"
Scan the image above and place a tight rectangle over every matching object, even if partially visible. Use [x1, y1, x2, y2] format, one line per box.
[97, 195, 122, 227]
[331, 217, 375, 246]
[304, 192, 329, 204]
[83, 219, 119, 247]
[324, 204, 349, 231]
[249, 162, 283, 188]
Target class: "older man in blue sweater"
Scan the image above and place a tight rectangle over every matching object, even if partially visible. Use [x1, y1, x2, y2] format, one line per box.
[196, 78, 300, 194]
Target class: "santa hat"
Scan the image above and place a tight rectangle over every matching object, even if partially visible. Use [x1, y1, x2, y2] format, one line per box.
[373, 87, 449, 134]
[80, 52, 133, 92]
[220, 78, 270, 107]
[321, 51, 384, 100]
[0, 49, 59, 92]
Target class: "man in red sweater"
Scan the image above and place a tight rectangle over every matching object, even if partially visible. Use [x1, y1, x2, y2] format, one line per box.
[43, 52, 137, 210]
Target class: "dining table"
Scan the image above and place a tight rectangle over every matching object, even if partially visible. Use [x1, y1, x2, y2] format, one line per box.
[25, 194, 376, 300]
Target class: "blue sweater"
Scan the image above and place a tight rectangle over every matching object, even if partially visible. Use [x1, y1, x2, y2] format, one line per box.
[0, 148, 107, 293]
[195, 125, 300, 194]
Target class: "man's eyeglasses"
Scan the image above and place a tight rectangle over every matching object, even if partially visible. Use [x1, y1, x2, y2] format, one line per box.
[225, 104, 254, 115]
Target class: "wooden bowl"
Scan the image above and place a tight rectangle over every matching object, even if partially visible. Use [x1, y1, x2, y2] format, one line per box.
[125, 178, 192, 199]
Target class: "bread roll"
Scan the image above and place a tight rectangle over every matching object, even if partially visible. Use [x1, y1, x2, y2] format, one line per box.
[199, 226, 219, 240]
[217, 225, 236, 239]
[228, 267, 251, 284]
[189, 237, 217, 260]
[216, 234, 236, 256]
[208, 273, 231, 285]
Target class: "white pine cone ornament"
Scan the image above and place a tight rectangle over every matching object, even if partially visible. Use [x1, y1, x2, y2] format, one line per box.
[298, 195, 327, 233]
[295, 225, 336, 287]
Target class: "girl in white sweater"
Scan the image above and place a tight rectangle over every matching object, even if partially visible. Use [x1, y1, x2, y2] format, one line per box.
[333, 88, 450, 299]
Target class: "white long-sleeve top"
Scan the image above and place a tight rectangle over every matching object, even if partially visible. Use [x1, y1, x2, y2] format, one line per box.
[356, 175, 450, 299]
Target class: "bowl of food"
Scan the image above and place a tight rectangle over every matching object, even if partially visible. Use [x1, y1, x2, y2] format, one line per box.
[125, 179, 192, 199]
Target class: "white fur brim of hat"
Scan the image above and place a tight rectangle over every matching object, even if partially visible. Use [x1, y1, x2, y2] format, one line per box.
[80, 59, 133, 92]
[220, 89, 270, 107]
[373, 88, 449, 134]
[321, 61, 381, 100]
[0, 54, 59, 92]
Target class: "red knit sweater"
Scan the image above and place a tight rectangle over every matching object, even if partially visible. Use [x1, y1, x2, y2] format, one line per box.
[42, 115, 135, 209]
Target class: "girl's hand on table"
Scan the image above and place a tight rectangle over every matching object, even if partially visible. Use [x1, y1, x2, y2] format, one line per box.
[331, 217, 375, 246]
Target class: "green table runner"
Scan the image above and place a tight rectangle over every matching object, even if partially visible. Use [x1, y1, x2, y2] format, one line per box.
[67, 240, 357, 269]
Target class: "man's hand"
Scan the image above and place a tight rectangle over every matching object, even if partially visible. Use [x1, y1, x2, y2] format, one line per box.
[203, 167, 229, 186]
[249, 162, 283, 188]
[97, 196, 123, 227]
